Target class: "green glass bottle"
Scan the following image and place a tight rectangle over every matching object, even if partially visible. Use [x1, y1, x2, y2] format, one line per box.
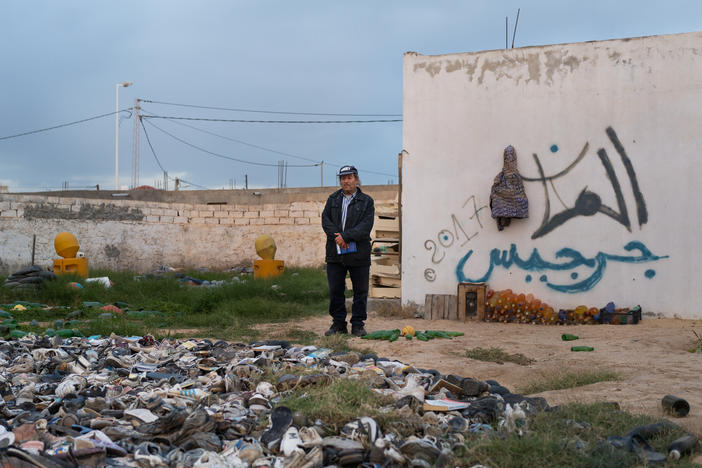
[571, 346, 594, 352]
[561, 334, 579, 341]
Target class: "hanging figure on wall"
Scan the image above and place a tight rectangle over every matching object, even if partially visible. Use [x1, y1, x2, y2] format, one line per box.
[490, 145, 528, 231]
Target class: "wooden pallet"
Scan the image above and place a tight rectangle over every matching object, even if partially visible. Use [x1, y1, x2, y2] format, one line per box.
[424, 294, 458, 320]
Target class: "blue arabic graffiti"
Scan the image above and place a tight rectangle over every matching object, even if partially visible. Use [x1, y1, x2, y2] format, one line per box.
[455, 241, 668, 293]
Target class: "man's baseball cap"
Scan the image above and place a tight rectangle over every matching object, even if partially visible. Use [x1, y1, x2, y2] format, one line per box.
[338, 165, 358, 176]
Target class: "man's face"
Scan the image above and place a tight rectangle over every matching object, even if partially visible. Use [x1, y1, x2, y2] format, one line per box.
[340, 174, 358, 193]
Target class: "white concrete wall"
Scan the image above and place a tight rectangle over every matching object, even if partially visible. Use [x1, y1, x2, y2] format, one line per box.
[0, 190, 397, 272]
[402, 31, 702, 318]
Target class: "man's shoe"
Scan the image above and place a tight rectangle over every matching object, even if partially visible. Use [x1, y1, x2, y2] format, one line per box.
[324, 324, 348, 336]
[351, 326, 367, 337]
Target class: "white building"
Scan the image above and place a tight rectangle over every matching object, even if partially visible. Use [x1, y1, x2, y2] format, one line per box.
[402, 31, 702, 318]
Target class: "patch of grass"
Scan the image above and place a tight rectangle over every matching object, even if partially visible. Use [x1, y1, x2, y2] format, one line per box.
[456, 402, 695, 468]
[272, 327, 319, 345]
[465, 346, 535, 366]
[316, 334, 373, 355]
[690, 330, 702, 353]
[279, 379, 396, 430]
[517, 368, 620, 395]
[373, 300, 416, 319]
[0, 268, 329, 341]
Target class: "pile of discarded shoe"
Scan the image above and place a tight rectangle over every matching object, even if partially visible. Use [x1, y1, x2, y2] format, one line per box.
[2, 266, 56, 290]
[0, 333, 555, 467]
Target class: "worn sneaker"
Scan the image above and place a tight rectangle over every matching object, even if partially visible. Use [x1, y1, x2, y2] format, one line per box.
[324, 323, 348, 336]
[351, 326, 367, 337]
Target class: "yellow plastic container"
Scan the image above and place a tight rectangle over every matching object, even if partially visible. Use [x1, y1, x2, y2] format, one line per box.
[54, 232, 80, 258]
[255, 235, 277, 260]
[53, 257, 89, 278]
[253, 259, 284, 279]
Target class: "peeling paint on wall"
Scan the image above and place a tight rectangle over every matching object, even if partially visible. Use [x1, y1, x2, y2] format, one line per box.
[24, 203, 145, 221]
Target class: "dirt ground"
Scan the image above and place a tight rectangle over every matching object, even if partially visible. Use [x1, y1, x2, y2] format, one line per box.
[273, 313, 702, 437]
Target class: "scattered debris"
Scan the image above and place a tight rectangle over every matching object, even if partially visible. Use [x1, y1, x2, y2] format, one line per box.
[2, 266, 56, 290]
[0, 332, 554, 466]
[486, 290, 642, 325]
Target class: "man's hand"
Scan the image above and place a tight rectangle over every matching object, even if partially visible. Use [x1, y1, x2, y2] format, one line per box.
[334, 233, 348, 249]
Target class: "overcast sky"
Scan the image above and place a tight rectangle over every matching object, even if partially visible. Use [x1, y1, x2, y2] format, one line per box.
[1, 1, 700, 191]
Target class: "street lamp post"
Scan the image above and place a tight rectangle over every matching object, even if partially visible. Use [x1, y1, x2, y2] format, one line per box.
[115, 81, 133, 190]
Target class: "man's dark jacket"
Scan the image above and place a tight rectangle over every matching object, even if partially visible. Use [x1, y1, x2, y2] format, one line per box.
[321, 187, 375, 267]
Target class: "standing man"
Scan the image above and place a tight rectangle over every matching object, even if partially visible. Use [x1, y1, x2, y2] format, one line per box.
[321, 165, 374, 336]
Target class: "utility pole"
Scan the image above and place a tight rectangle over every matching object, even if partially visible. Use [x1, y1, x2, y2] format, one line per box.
[131, 98, 141, 189]
[163, 171, 168, 191]
[115, 81, 132, 190]
[245, 174, 248, 190]
[175, 178, 180, 191]
[320, 161, 324, 187]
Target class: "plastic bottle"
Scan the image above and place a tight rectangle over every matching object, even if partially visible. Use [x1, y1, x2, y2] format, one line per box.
[574, 305, 587, 323]
[544, 306, 556, 324]
[668, 434, 698, 460]
[516, 293, 526, 306]
[587, 307, 599, 324]
[571, 346, 594, 352]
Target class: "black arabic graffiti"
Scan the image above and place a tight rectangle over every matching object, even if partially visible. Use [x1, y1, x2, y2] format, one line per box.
[522, 127, 648, 239]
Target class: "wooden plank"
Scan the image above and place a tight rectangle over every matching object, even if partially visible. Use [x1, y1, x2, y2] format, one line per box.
[374, 276, 401, 288]
[370, 263, 400, 276]
[374, 230, 399, 239]
[374, 256, 399, 266]
[457, 285, 467, 321]
[375, 217, 399, 232]
[370, 286, 401, 299]
[432, 294, 442, 321]
[376, 207, 398, 218]
[425, 294, 433, 320]
[477, 286, 486, 320]
[442, 295, 449, 320]
[448, 295, 458, 320]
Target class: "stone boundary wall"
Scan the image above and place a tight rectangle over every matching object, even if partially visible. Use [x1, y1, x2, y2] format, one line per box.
[0, 186, 398, 273]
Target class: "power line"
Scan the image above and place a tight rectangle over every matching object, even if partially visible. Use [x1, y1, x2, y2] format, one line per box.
[140, 99, 402, 117]
[0, 108, 133, 141]
[140, 117, 211, 190]
[141, 110, 319, 164]
[143, 119, 320, 168]
[142, 115, 401, 124]
[139, 117, 168, 173]
[142, 108, 396, 178]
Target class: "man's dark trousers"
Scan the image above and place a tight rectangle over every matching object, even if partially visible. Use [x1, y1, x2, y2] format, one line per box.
[326, 262, 369, 328]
